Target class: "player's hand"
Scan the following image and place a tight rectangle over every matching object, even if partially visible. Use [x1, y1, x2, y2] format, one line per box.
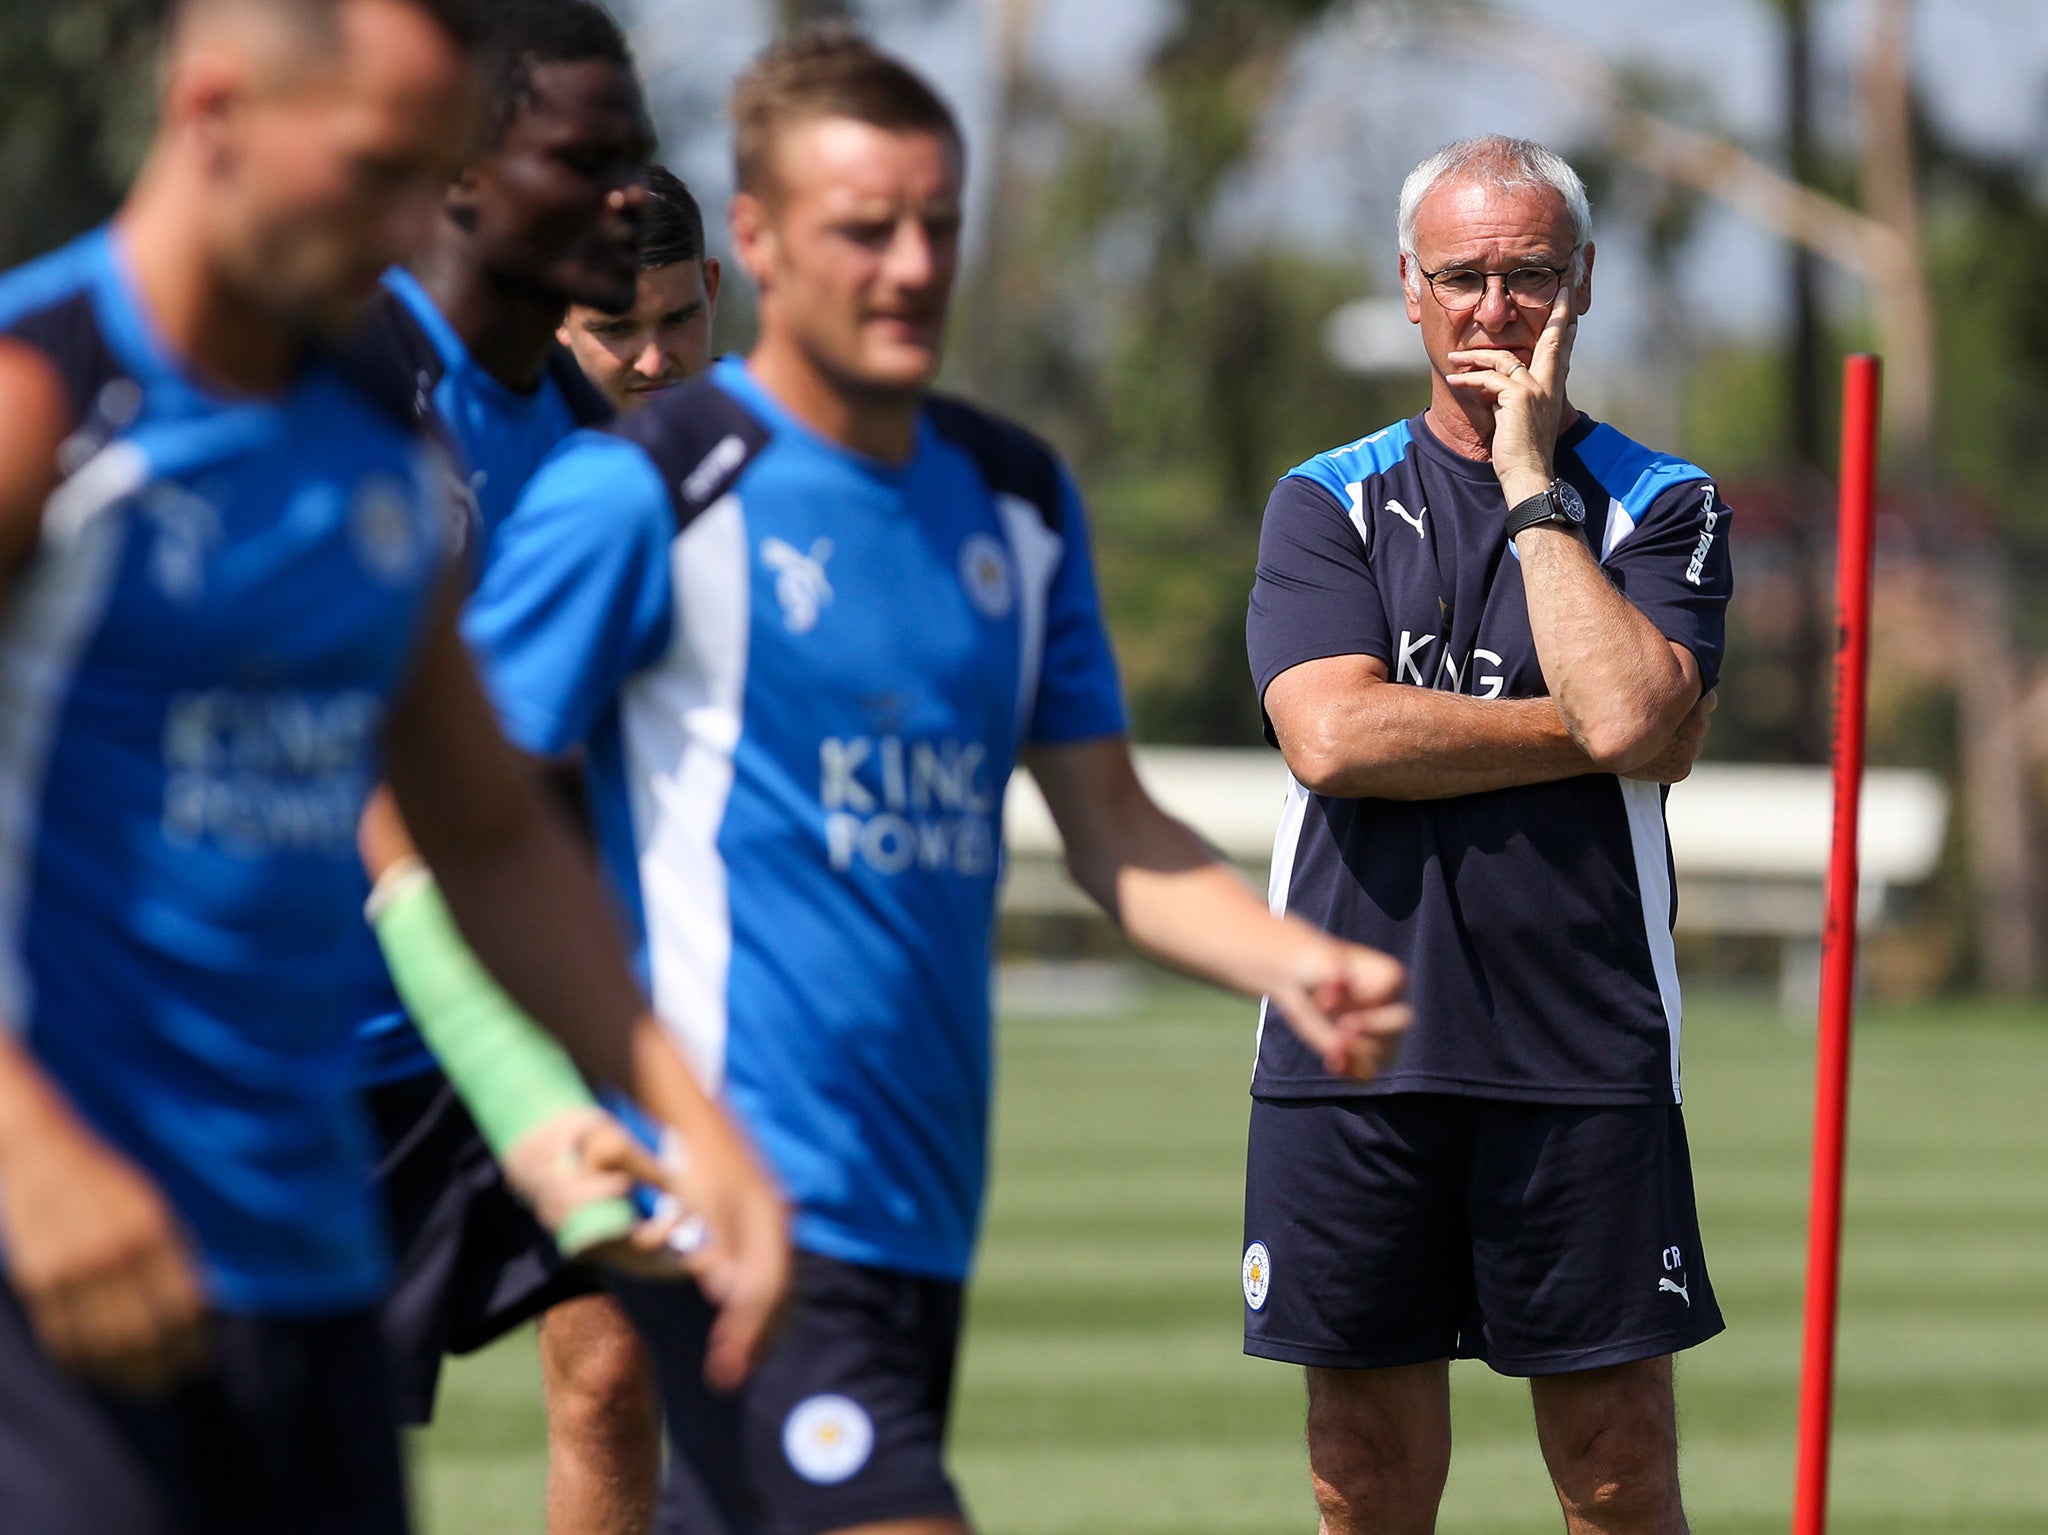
[502, 1108, 690, 1277]
[660, 1107, 792, 1392]
[1444, 290, 1578, 508]
[1624, 688, 1717, 783]
[0, 1118, 207, 1396]
[1269, 935, 1411, 1082]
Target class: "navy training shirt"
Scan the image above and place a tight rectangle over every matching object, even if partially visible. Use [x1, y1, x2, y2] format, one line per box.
[1247, 411, 1733, 1106]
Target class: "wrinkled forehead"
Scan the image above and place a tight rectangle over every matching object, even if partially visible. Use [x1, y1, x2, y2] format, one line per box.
[1412, 174, 1576, 261]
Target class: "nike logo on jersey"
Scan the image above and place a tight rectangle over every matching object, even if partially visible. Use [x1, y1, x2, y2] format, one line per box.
[1386, 498, 1428, 539]
[1658, 1276, 1690, 1306]
[763, 537, 835, 634]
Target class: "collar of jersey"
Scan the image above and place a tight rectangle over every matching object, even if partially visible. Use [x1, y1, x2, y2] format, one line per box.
[382, 266, 558, 416]
[96, 225, 301, 421]
[712, 354, 929, 488]
[1409, 408, 1599, 487]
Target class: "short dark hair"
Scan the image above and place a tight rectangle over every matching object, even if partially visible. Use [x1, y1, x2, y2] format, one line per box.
[731, 27, 962, 198]
[478, 0, 635, 150]
[641, 166, 706, 270]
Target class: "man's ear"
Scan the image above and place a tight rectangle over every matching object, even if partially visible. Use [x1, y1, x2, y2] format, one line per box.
[729, 194, 776, 288]
[162, 47, 248, 175]
[702, 255, 723, 313]
[1572, 240, 1595, 318]
[444, 168, 481, 233]
[1399, 253, 1424, 325]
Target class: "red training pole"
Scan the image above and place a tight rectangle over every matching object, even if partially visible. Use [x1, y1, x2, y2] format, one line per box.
[1791, 353, 1882, 1535]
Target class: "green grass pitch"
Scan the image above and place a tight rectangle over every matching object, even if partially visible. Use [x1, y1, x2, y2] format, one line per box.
[411, 987, 2048, 1533]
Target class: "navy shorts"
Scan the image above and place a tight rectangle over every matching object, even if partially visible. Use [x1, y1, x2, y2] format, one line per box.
[0, 1285, 408, 1535]
[368, 1068, 600, 1423]
[1243, 1094, 1724, 1376]
[611, 1250, 967, 1535]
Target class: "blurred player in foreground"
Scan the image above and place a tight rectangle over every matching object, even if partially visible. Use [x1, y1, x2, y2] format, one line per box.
[1244, 136, 1732, 1534]
[466, 30, 1410, 1535]
[559, 166, 721, 411]
[0, 1, 784, 1530]
[343, 7, 706, 1534]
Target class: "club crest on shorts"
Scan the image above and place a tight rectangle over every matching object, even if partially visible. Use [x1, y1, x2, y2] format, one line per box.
[1242, 1240, 1272, 1311]
[958, 532, 1014, 621]
[782, 1393, 874, 1485]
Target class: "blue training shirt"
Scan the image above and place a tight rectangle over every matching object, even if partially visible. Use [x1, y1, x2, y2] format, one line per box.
[0, 229, 449, 1314]
[348, 269, 608, 1085]
[1247, 411, 1734, 1106]
[465, 357, 1128, 1280]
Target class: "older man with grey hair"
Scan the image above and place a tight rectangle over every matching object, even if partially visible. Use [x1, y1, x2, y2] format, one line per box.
[1240, 135, 1732, 1533]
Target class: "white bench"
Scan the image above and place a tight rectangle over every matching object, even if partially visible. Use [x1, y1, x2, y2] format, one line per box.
[1001, 748, 1949, 1014]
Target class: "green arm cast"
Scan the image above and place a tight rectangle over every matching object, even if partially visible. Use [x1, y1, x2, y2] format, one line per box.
[368, 860, 636, 1256]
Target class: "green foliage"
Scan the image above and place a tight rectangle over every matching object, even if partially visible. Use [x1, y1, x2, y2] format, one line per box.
[1926, 163, 2048, 550]
[1082, 254, 1416, 745]
[0, 0, 160, 266]
[959, 0, 1426, 744]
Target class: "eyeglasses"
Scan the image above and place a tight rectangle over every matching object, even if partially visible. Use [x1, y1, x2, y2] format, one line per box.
[1416, 253, 1578, 312]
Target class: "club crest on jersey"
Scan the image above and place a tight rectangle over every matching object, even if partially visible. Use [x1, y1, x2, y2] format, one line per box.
[959, 532, 1014, 620]
[1243, 1241, 1272, 1311]
[349, 476, 427, 586]
[782, 1394, 874, 1485]
[763, 536, 835, 634]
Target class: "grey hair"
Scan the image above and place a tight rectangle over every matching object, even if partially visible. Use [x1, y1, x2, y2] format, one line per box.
[1397, 136, 1592, 292]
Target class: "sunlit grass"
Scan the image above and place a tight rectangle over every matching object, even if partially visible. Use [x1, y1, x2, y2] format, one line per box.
[413, 987, 2048, 1534]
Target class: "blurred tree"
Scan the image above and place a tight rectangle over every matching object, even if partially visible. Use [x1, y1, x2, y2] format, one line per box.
[956, 0, 1431, 744]
[1773, 0, 1832, 761]
[0, 0, 161, 267]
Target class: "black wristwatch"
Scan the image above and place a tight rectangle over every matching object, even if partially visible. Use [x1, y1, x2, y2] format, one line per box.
[1504, 478, 1588, 539]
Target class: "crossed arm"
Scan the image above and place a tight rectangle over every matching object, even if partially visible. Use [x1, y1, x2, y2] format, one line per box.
[1265, 643, 1711, 803]
[1265, 296, 1712, 802]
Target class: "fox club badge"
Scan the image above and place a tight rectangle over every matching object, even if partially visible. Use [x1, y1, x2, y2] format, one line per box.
[959, 532, 1013, 621]
[782, 1394, 875, 1485]
[1243, 1241, 1272, 1311]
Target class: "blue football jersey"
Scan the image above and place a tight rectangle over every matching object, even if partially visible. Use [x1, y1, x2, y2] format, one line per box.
[348, 269, 610, 1085]
[465, 357, 1127, 1279]
[0, 230, 448, 1313]
[1247, 411, 1734, 1106]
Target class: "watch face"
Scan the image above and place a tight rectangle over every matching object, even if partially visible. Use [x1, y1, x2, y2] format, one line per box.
[1555, 480, 1587, 524]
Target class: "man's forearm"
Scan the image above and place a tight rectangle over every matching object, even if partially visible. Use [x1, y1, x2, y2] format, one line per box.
[401, 784, 646, 1095]
[402, 790, 737, 1156]
[1274, 674, 1590, 800]
[1514, 527, 1694, 769]
[0, 1032, 76, 1170]
[1063, 796, 1311, 998]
